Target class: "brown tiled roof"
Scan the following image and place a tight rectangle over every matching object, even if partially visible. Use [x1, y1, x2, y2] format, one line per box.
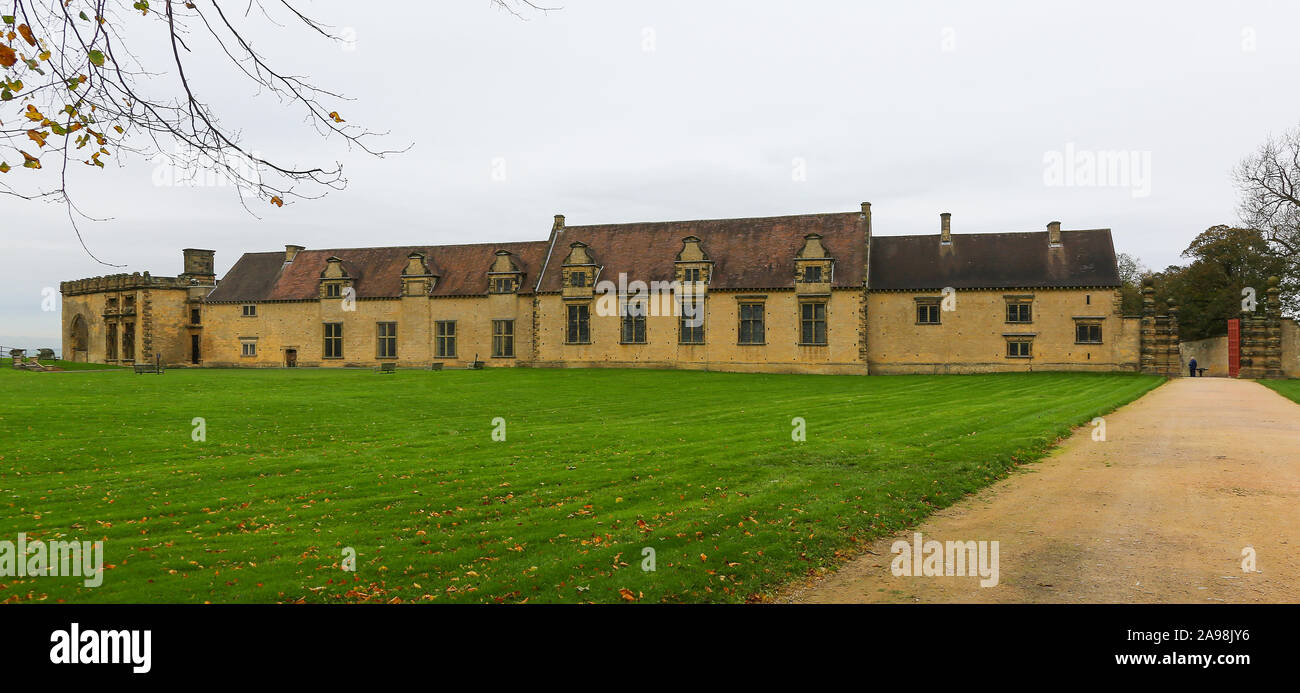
[205, 241, 550, 302]
[868, 230, 1121, 290]
[203, 215, 1120, 303]
[535, 212, 867, 292]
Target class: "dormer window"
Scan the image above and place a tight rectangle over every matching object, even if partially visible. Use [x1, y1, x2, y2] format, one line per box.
[320, 256, 353, 300]
[487, 249, 523, 295]
[401, 252, 437, 297]
[571, 272, 587, 288]
[794, 234, 833, 293]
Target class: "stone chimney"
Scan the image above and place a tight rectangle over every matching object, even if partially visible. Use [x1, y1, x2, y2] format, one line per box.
[553, 214, 566, 231]
[181, 248, 216, 284]
[940, 212, 952, 244]
[1048, 221, 1062, 246]
[285, 245, 305, 263]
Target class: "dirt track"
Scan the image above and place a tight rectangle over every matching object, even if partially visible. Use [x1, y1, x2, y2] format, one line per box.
[783, 378, 1300, 603]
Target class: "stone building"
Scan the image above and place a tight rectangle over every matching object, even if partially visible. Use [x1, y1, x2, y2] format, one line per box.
[61, 204, 1154, 375]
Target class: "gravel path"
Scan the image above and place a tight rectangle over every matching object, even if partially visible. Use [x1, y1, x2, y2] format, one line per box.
[783, 378, 1300, 603]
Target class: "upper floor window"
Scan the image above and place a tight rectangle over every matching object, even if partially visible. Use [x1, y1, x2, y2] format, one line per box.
[682, 267, 705, 284]
[1006, 301, 1031, 323]
[571, 272, 588, 288]
[916, 299, 941, 325]
[738, 303, 765, 344]
[492, 277, 516, 294]
[325, 283, 342, 298]
[323, 322, 343, 358]
[242, 304, 257, 317]
[800, 302, 827, 345]
[566, 303, 591, 344]
[191, 308, 201, 325]
[803, 266, 823, 283]
[376, 322, 397, 359]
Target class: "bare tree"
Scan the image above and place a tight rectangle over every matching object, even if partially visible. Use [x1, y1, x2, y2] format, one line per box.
[1234, 124, 1300, 264]
[1, 1, 548, 265]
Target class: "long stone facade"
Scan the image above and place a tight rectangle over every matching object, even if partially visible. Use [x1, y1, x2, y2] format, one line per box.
[62, 205, 1154, 375]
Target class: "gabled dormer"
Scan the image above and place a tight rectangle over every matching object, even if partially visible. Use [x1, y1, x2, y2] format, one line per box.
[488, 250, 523, 294]
[562, 242, 598, 298]
[401, 252, 437, 297]
[794, 234, 833, 295]
[319, 256, 354, 299]
[674, 236, 713, 295]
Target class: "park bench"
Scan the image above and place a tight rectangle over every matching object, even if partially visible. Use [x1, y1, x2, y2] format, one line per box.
[429, 362, 444, 371]
[133, 362, 164, 375]
[378, 362, 397, 374]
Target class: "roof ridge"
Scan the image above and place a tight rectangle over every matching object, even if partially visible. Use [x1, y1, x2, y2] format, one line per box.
[565, 210, 859, 230]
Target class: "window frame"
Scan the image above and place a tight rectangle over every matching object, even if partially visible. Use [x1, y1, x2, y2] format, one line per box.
[737, 302, 766, 345]
[241, 304, 257, 317]
[240, 339, 257, 357]
[435, 320, 457, 358]
[1005, 301, 1032, 324]
[679, 295, 705, 345]
[492, 319, 515, 358]
[323, 322, 343, 359]
[1005, 338, 1033, 359]
[799, 301, 828, 346]
[1075, 321, 1103, 344]
[376, 321, 398, 359]
[565, 302, 591, 344]
[915, 299, 942, 325]
[620, 299, 648, 344]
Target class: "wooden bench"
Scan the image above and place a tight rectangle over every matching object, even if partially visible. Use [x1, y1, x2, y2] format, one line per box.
[429, 362, 444, 371]
[133, 362, 164, 375]
[378, 362, 397, 374]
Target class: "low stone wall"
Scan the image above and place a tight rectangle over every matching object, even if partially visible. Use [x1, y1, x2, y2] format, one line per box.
[1284, 318, 1300, 378]
[1179, 335, 1229, 377]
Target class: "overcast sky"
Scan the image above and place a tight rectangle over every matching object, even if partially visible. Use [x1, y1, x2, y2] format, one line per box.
[5, 0, 1300, 347]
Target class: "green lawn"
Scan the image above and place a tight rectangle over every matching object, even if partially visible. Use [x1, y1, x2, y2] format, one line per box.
[1260, 379, 1300, 404]
[0, 367, 1162, 604]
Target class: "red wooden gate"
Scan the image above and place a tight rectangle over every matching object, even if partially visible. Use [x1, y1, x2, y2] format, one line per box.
[1227, 318, 1241, 378]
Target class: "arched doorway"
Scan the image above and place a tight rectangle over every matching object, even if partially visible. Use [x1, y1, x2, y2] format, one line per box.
[68, 314, 88, 362]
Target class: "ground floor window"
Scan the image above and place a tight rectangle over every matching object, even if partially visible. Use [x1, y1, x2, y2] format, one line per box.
[1075, 321, 1103, 344]
[679, 297, 705, 344]
[323, 322, 343, 358]
[493, 319, 515, 357]
[241, 340, 257, 357]
[1006, 338, 1033, 358]
[800, 301, 827, 345]
[376, 322, 397, 358]
[566, 303, 590, 344]
[105, 323, 117, 360]
[122, 322, 135, 361]
[738, 302, 765, 344]
[621, 301, 647, 344]
[436, 320, 456, 357]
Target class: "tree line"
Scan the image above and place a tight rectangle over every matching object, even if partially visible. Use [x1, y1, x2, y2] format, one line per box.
[1118, 125, 1300, 341]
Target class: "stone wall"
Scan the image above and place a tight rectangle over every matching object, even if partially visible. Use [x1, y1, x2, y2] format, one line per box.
[866, 287, 1136, 374]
